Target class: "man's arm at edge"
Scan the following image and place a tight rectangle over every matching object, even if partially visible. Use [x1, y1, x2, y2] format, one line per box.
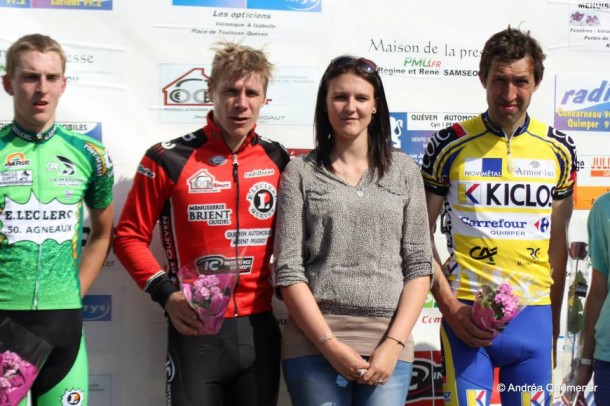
[549, 196, 573, 359]
[425, 191, 493, 347]
[426, 192, 453, 311]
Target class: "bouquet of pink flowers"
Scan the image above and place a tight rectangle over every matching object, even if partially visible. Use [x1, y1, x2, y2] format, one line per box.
[471, 282, 520, 336]
[1, 351, 39, 405]
[0, 317, 52, 406]
[179, 261, 239, 335]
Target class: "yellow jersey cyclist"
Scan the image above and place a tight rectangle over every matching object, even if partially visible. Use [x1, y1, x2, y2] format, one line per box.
[422, 27, 577, 406]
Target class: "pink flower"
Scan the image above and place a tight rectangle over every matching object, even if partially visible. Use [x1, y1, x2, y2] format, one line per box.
[494, 284, 519, 321]
[471, 283, 521, 337]
[0, 350, 40, 406]
[189, 274, 227, 309]
[181, 272, 236, 335]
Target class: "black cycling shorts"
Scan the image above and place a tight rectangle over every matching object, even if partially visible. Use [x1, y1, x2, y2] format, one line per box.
[0, 309, 87, 406]
[166, 311, 281, 406]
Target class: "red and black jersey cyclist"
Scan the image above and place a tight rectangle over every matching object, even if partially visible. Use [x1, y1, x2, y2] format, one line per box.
[114, 42, 289, 406]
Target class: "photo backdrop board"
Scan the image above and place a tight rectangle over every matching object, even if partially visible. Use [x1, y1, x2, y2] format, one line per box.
[1, 1, 608, 404]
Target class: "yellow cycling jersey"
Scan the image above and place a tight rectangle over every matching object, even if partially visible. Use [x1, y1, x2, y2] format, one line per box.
[421, 113, 577, 305]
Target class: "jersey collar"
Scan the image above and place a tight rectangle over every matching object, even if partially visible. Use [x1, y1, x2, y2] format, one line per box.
[11, 122, 58, 143]
[204, 111, 257, 153]
[482, 111, 530, 138]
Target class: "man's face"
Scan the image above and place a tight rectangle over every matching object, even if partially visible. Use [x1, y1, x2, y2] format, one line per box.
[481, 57, 539, 134]
[2, 50, 66, 133]
[209, 73, 266, 146]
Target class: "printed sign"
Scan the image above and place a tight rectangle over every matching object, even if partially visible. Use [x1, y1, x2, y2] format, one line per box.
[82, 294, 112, 321]
[172, 0, 321, 12]
[555, 75, 610, 132]
[0, 0, 112, 9]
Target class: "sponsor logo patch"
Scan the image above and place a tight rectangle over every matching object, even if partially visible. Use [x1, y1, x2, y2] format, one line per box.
[4, 152, 30, 169]
[57, 155, 76, 175]
[458, 182, 554, 208]
[195, 255, 254, 274]
[466, 389, 487, 406]
[61, 389, 85, 406]
[137, 165, 156, 178]
[469, 246, 498, 264]
[187, 169, 231, 193]
[522, 390, 545, 406]
[244, 168, 275, 178]
[187, 203, 232, 226]
[534, 217, 550, 233]
[224, 228, 272, 247]
[0, 194, 79, 245]
[166, 354, 175, 382]
[0, 170, 33, 187]
[512, 159, 556, 179]
[209, 155, 227, 166]
[247, 182, 277, 220]
[464, 157, 502, 177]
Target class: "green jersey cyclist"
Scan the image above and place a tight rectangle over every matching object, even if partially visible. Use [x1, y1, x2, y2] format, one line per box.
[0, 34, 114, 406]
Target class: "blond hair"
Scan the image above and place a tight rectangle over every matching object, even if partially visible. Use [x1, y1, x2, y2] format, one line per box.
[5, 34, 66, 78]
[207, 42, 273, 94]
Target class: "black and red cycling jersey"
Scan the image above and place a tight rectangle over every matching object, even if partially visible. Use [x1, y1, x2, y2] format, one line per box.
[114, 112, 290, 318]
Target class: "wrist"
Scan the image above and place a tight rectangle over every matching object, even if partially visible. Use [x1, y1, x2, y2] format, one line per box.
[146, 273, 180, 308]
[385, 336, 405, 349]
[579, 358, 593, 367]
[315, 332, 336, 348]
[317, 334, 340, 357]
[435, 292, 459, 314]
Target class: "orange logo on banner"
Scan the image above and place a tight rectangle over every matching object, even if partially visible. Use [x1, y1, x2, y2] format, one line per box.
[590, 156, 610, 177]
[574, 186, 610, 210]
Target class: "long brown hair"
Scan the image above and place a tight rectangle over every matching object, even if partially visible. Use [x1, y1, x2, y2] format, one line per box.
[314, 56, 393, 178]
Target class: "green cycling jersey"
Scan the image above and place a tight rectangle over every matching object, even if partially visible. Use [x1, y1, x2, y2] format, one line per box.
[0, 122, 113, 310]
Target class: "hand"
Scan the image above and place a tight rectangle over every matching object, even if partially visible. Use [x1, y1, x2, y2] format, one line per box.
[164, 291, 203, 335]
[443, 299, 493, 347]
[319, 338, 370, 382]
[560, 364, 592, 405]
[358, 339, 403, 386]
[574, 363, 593, 392]
[574, 393, 588, 406]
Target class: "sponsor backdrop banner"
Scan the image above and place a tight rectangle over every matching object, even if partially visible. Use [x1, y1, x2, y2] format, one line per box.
[157, 64, 317, 124]
[0, 0, 112, 9]
[0, 0, 607, 404]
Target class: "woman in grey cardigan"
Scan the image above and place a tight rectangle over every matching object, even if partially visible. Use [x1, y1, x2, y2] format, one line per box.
[273, 56, 434, 406]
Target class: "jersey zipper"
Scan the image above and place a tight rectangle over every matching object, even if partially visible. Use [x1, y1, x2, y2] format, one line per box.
[506, 135, 513, 174]
[33, 136, 43, 309]
[232, 153, 240, 318]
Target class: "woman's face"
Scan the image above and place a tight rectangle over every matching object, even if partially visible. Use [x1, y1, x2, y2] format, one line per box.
[325, 72, 376, 144]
